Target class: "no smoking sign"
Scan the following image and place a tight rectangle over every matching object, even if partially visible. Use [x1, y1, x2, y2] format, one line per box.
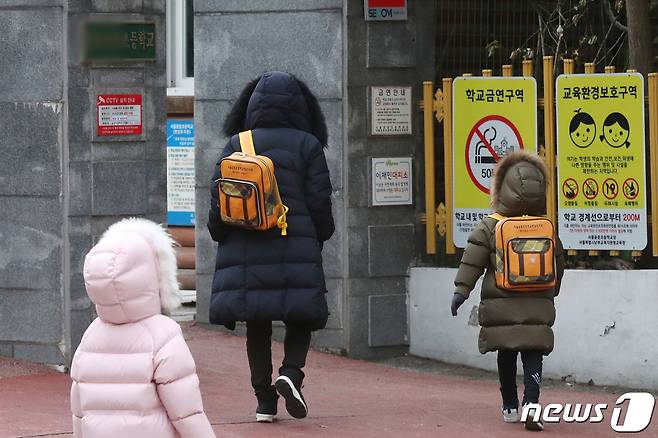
[452, 76, 537, 248]
[466, 115, 523, 193]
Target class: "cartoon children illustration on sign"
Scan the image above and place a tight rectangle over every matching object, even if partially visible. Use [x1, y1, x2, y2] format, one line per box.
[568, 109, 596, 148]
[600, 112, 631, 148]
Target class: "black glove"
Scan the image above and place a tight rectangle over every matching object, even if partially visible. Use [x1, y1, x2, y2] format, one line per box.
[451, 293, 467, 316]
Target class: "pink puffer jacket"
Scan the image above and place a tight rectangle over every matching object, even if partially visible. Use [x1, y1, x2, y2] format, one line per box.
[70, 219, 215, 438]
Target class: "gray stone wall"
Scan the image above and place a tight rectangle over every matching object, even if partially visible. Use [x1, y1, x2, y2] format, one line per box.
[194, 0, 347, 351]
[0, 2, 67, 364]
[0, 0, 167, 365]
[67, 0, 167, 355]
[344, 1, 436, 358]
[194, 1, 436, 359]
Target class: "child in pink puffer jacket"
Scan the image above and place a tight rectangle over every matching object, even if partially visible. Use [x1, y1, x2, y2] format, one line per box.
[70, 218, 215, 438]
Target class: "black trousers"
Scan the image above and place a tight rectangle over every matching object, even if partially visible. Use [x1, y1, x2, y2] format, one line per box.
[246, 321, 311, 400]
[497, 349, 543, 408]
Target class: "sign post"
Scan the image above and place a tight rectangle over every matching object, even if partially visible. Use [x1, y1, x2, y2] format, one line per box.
[556, 73, 647, 250]
[452, 77, 538, 247]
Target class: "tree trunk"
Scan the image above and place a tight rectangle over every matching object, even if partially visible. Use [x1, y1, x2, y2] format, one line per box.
[625, 0, 652, 76]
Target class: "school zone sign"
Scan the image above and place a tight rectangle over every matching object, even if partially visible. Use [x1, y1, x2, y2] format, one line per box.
[521, 392, 655, 432]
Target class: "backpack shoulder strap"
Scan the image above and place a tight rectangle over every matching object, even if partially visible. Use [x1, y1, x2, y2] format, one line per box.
[488, 213, 506, 221]
[238, 130, 256, 156]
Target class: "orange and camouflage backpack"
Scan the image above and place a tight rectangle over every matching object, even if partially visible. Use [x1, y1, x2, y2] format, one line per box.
[489, 214, 556, 292]
[218, 130, 289, 235]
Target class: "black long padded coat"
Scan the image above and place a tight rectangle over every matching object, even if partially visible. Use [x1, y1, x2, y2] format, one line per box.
[207, 71, 335, 331]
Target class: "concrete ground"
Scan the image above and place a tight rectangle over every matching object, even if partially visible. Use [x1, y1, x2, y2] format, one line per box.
[1, 322, 656, 438]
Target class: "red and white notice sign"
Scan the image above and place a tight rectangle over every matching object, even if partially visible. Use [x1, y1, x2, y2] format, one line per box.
[97, 94, 143, 136]
[364, 0, 407, 21]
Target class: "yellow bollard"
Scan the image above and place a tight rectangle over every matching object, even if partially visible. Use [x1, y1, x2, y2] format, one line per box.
[422, 81, 437, 255]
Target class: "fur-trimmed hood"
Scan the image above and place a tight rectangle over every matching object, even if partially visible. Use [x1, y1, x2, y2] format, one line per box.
[223, 71, 328, 146]
[83, 218, 181, 324]
[491, 151, 547, 216]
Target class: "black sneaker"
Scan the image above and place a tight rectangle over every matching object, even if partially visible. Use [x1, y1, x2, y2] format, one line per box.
[275, 375, 308, 419]
[256, 394, 278, 423]
[522, 403, 544, 431]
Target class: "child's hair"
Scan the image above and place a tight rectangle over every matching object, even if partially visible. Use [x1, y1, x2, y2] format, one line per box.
[600, 112, 630, 146]
[569, 109, 595, 133]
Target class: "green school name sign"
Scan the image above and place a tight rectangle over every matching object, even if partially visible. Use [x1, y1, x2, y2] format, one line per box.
[84, 22, 156, 61]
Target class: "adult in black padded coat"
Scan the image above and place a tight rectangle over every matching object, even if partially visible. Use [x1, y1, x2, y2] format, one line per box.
[207, 71, 335, 423]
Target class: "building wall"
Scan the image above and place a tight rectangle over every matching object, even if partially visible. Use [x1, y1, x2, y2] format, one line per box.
[66, 0, 167, 356]
[409, 268, 658, 390]
[0, 0, 167, 365]
[344, 0, 436, 357]
[194, 1, 436, 358]
[0, 1, 67, 364]
[193, 0, 347, 350]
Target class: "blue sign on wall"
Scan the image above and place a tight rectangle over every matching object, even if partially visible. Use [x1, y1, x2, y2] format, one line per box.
[166, 119, 196, 226]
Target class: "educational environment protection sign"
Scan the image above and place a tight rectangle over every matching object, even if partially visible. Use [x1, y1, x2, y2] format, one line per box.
[166, 119, 196, 226]
[556, 73, 647, 250]
[96, 94, 142, 136]
[371, 86, 412, 135]
[452, 77, 537, 247]
[371, 157, 412, 206]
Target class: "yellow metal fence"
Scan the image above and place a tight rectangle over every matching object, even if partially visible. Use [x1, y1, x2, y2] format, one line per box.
[423, 57, 658, 258]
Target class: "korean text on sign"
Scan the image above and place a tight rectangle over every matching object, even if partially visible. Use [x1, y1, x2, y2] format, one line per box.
[556, 73, 647, 250]
[452, 77, 538, 248]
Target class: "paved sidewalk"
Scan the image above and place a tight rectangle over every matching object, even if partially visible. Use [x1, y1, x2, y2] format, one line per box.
[1, 322, 656, 438]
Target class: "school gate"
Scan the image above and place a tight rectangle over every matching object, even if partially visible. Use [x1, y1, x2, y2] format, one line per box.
[3, 1, 658, 391]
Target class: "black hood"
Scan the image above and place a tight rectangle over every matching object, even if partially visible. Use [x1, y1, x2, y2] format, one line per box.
[223, 71, 328, 146]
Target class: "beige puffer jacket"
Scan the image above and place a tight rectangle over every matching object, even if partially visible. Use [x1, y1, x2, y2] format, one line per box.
[454, 152, 565, 354]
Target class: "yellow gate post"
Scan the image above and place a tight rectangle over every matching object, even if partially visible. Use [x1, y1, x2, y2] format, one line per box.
[649, 73, 658, 256]
[562, 59, 578, 256]
[542, 56, 557, 227]
[583, 63, 599, 256]
[605, 66, 621, 257]
[423, 81, 437, 255]
[626, 69, 642, 259]
[442, 78, 456, 255]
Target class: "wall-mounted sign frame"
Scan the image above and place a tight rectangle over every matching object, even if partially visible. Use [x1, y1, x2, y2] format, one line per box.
[364, 0, 408, 21]
[84, 22, 156, 62]
[96, 94, 143, 136]
[370, 86, 413, 136]
[372, 157, 413, 206]
[167, 119, 196, 226]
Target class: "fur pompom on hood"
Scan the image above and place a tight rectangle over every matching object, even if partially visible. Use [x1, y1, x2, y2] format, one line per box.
[223, 71, 328, 147]
[491, 151, 548, 216]
[99, 218, 182, 315]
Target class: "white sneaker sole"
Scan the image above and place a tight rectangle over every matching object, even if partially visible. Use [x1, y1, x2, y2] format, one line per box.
[275, 376, 308, 419]
[256, 413, 276, 423]
[504, 415, 521, 423]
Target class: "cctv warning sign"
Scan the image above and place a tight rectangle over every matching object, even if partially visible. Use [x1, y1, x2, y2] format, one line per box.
[97, 94, 143, 136]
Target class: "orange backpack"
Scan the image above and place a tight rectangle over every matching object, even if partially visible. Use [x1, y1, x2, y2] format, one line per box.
[489, 214, 556, 292]
[218, 130, 289, 235]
